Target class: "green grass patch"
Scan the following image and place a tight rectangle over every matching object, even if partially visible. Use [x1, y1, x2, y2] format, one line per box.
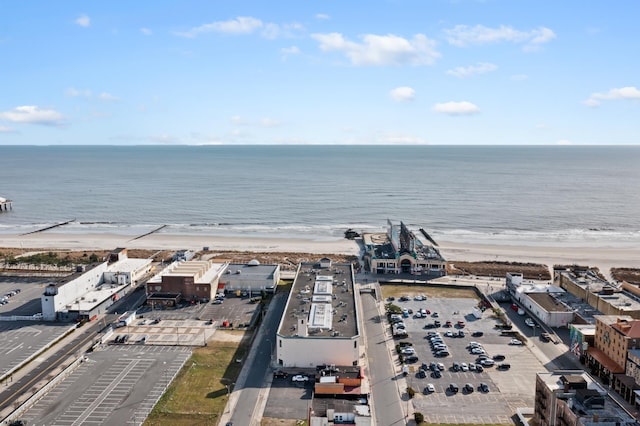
[145, 333, 249, 426]
[381, 284, 479, 300]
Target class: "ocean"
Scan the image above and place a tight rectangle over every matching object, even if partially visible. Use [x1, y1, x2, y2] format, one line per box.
[0, 145, 639, 247]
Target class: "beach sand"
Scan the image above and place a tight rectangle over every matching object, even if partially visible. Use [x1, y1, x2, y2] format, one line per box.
[1, 231, 638, 278]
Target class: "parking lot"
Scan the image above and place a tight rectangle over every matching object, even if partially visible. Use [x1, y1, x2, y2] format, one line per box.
[108, 318, 216, 346]
[139, 293, 260, 328]
[384, 288, 545, 423]
[19, 345, 191, 425]
[0, 276, 48, 317]
[263, 373, 314, 420]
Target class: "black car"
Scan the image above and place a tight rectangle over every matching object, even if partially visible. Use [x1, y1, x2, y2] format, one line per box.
[434, 320, 441, 327]
[464, 383, 474, 393]
[493, 354, 506, 361]
[448, 383, 459, 393]
[452, 362, 460, 372]
[471, 331, 484, 337]
[416, 369, 427, 378]
[479, 382, 490, 392]
[405, 355, 419, 363]
[432, 370, 442, 378]
[497, 363, 511, 370]
[273, 370, 288, 378]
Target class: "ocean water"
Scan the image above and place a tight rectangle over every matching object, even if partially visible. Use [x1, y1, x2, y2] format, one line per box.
[0, 145, 639, 247]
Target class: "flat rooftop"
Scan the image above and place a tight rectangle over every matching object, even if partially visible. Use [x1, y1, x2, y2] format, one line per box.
[528, 292, 574, 312]
[66, 282, 128, 312]
[279, 262, 357, 339]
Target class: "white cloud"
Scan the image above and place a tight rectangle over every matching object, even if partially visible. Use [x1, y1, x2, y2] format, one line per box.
[584, 86, 640, 107]
[66, 88, 119, 102]
[0, 105, 65, 126]
[316, 13, 330, 20]
[444, 25, 555, 50]
[447, 62, 497, 78]
[140, 27, 152, 36]
[311, 32, 440, 66]
[389, 86, 416, 102]
[281, 45, 300, 60]
[65, 87, 92, 99]
[98, 92, 119, 102]
[175, 16, 302, 39]
[75, 14, 91, 28]
[175, 16, 263, 38]
[0, 125, 16, 133]
[433, 101, 480, 115]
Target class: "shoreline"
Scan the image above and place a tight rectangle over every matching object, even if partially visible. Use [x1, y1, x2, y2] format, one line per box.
[1, 232, 638, 278]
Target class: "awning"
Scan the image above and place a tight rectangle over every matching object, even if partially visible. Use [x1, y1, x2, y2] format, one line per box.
[587, 347, 625, 373]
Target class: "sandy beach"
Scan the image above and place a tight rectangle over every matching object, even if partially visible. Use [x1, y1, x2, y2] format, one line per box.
[1, 231, 638, 278]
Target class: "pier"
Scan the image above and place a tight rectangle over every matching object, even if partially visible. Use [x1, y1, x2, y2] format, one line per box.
[0, 197, 12, 212]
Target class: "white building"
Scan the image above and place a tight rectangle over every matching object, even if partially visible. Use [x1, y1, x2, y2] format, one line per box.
[220, 262, 281, 294]
[41, 248, 152, 321]
[276, 261, 361, 368]
[514, 284, 575, 328]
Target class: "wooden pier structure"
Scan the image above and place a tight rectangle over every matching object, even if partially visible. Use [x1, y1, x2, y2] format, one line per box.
[0, 197, 12, 212]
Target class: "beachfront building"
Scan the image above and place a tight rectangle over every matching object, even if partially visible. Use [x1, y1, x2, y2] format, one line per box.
[275, 260, 361, 368]
[534, 371, 636, 426]
[362, 220, 446, 276]
[557, 269, 640, 319]
[41, 248, 152, 321]
[569, 324, 596, 363]
[145, 260, 228, 307]
[587, 315, 640, 404]
[219, 261, 281, 295]
[512, 283, 575, 328]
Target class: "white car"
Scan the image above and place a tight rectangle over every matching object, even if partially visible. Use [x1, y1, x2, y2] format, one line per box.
[509, 338, 523, 346]
[401, 347, 416, 355]
[425, 383, 435, 393]
[525, 318, 536, 327]
[460, 362, 469, 372]
[471, 348, 485, 355]
[292, 375, 309, 382]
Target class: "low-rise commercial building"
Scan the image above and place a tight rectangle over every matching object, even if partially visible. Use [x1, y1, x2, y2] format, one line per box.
[145, 260, 228, 306]
[41, 248, 152, 321]
[557, 269, 640, 319]
[276, 260, 361, 368]
[534, 371, 636, 426]
[219, 262, 280, 294]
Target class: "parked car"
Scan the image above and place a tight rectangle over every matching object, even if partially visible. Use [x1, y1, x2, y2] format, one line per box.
[432, 370, 442, 378]
[464, 383, 474, 393]
[497, 363, 511, 370]
[493, 354, 506, 361]
[475, 364, 484, 372]
[448, 383, 459, 393]
[291, 375, 309, 382]
[460, 363, 469, 372]
[525, 318, 536, 327]
[424, 383, 436, 393]
[480, 359, 495, 367]
[416, 369, 427, 378]
[479, 382, 490, 392]
[471, 331, 484, 337]
[509, 338, 523, 346]
[404, 355, 419, 363]
[273, 370, 288, 378]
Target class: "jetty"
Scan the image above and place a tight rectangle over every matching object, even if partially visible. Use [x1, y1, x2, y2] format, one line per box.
[129, 224, 167, 241]
[0, 197, 12, 212]
[20, 219, 75, 235]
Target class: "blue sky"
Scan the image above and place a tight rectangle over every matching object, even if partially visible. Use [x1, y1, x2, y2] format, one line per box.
[1, 0, 639, 145]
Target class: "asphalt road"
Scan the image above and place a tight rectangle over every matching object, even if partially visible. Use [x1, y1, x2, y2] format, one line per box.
[227, 291, 289, 425]
[360, 292, 407, 425]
